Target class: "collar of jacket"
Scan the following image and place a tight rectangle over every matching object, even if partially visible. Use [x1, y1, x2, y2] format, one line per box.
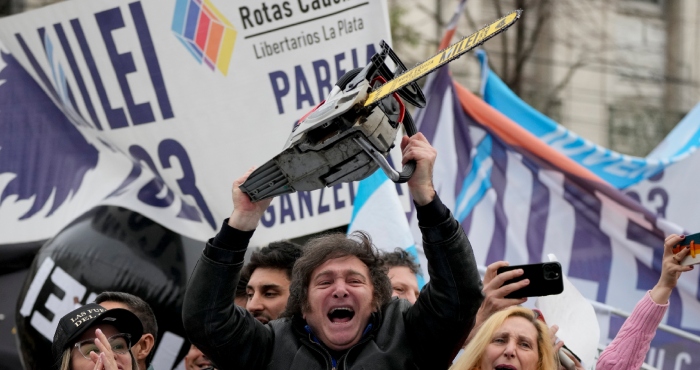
[291, 309, 382, 345]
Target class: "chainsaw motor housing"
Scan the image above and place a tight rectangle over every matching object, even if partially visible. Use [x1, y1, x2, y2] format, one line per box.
[241, 41, 426, 202]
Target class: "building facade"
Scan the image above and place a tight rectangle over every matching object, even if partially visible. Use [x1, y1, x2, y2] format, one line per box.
[390, 0, 700, 156]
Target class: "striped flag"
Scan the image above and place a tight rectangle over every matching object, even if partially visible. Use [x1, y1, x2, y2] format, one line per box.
[413, 62, 700, 368]
[478, 51, 700, 238]
[347, 170, 425, 288]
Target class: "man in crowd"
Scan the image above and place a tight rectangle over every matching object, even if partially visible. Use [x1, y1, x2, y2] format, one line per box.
[183, 134, 483, 369]
[241, 241, 303, 323]
[382, 248, 422, 304]
[95, 291, 158, 370]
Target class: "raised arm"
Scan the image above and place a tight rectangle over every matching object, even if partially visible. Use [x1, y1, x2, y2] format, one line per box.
[400, 133, 485, 369]
[597, 234, 693, 370]
[182, 169, 274, 370]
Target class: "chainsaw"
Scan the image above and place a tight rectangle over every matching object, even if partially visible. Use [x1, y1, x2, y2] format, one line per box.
[241, 10, 521, 202]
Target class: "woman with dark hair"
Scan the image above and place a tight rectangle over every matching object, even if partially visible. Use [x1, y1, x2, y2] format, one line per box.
[52, 303, 143, 370]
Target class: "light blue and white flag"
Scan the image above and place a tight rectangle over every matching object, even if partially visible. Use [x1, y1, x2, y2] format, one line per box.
[348, 170, 426, 288]
[477, 50, 700, 189]
[477, 49, 700, 232]
[647, 102, 700, 160]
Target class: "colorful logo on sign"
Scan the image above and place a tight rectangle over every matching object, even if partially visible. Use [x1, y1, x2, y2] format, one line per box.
[171, 0, 236, 76]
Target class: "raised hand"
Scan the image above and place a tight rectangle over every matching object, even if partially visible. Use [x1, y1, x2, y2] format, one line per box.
[87, 329, 120, 370]
[400, 133, 437, 206]
[228, 167, 274, 231]
[466, 261, 528, 342]
[651, 234, 694, 304]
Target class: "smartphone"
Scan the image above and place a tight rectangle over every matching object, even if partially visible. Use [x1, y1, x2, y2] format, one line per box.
[675, 233, 700, 266]
[496, 262, 564, 298]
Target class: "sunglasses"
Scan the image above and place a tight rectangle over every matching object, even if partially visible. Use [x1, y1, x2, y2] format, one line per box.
[73, 333, 132, 360]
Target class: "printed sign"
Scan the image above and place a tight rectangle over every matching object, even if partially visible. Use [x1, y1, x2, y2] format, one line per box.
[0, 0, 392, 246]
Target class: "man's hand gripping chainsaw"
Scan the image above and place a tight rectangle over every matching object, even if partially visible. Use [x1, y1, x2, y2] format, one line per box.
[240, 10, 521, 202]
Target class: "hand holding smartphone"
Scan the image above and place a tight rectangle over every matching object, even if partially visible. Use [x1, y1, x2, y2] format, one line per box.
[496, 262, 564, 298]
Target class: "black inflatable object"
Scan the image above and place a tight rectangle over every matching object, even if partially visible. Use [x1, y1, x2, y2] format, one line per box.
[15, 206, 191, 369]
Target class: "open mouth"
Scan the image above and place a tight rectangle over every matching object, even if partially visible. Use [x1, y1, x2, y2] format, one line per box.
[327, 307, 355, 323]
[495, 365, 517, 370]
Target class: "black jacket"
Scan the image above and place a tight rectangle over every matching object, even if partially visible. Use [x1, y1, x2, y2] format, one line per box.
[182, 196, 483, 370]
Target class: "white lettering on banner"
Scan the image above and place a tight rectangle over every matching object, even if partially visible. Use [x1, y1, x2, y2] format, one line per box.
[648, 347, 666, 369]
[646, 347, 694, 370]
[546, 128, 593, 158]
[19, 258, 55, 317]
[544, 126, 661, 181]
[151, 331, 185, 370]
[604, 157, 647, 179]
[31, 264, 87, 340]
[675, 352, 692, 370]
[538, 127, 566, 148]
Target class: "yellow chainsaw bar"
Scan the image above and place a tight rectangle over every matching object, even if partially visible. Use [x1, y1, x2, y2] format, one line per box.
[364, 9, 521, 107]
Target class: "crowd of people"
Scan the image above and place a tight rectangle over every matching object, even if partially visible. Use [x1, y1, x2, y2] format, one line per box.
[50, 135, 694, 370]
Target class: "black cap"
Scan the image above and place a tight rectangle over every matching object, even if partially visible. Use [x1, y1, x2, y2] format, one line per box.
[52, 303, 143, 364]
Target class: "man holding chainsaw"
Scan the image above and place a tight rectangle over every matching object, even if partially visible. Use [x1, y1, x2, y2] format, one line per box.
[183, 133, 483, 369]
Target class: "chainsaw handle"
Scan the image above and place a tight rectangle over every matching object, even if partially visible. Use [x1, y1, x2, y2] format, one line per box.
[394, 111, 417, 183]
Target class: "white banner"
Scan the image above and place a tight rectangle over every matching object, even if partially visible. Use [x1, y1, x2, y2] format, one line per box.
[0, 0, 390, 246]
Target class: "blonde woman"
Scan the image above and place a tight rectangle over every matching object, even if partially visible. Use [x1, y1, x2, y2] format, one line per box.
[52, 303, 142, 370]
[451, 306, 557, 370]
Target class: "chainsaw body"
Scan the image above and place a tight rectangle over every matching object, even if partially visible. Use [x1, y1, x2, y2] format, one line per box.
[240, 11, 521, 202]
[241, 41, 426, 202]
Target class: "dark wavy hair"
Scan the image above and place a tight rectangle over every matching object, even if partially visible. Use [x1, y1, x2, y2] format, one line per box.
[382, 248, 422, 276]
[283, 231, 392, 318]
[242, 240, 303, 280]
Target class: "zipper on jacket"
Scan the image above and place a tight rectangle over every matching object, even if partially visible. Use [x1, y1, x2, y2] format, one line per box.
[306, 332, 334, 370]
[303, 323, 375, 370]
[338, 334, 374, 370]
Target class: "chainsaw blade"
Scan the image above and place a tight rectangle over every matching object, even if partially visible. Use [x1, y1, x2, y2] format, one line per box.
[364, 9, 521, 107]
